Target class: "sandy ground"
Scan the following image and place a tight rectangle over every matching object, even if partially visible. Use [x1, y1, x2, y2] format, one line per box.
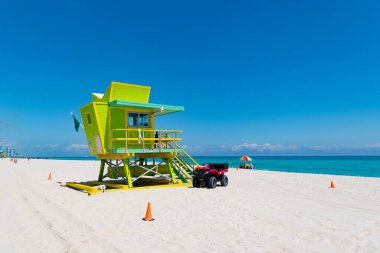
[0, 158, 379, 253]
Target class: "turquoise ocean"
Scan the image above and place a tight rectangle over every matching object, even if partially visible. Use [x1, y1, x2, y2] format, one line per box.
[51, 156, 380, 178]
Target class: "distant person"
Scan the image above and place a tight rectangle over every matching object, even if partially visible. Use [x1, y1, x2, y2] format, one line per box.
[154, 131, 159, 148]
[239, 164, 243, 168]
[249, 163, 253, 170]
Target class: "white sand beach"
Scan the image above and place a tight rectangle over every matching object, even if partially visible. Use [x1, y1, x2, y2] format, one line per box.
[0, 158, 379, 253]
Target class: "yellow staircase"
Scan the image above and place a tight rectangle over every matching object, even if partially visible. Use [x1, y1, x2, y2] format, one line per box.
[164, 142, 200, 180]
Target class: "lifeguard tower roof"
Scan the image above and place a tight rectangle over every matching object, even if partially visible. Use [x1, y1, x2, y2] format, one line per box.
[92, 81, 184, 116]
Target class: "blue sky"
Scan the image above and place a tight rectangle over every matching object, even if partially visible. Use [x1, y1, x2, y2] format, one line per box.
[0, 0, 379, 156]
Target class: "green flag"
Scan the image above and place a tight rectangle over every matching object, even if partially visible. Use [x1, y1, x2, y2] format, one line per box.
[71, 112, 81, 132]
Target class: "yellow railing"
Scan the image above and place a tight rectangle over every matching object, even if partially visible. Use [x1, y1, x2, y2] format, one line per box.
[110, 129, 182, 152]
[165, 141, 200, 167]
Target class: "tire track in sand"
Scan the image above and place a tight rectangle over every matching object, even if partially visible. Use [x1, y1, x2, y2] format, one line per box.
[17, 175, 124, 253]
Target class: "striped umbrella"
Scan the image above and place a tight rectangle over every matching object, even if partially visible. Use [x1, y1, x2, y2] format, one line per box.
[240, 156, 252, 161]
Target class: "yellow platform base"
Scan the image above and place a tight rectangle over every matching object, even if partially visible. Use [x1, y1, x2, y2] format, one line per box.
[65, 181, 191, 195]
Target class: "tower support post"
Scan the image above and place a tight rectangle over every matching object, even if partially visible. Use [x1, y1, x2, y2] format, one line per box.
[98, 159, 106, 182]
[124, 158, 133, 188]
[164, 158, 178, 184]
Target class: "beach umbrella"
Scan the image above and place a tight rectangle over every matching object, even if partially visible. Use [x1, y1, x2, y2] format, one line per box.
[240, 156, 252, 161]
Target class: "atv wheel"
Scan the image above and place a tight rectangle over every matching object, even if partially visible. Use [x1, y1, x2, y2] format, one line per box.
[192, 177, 200, 188]
[220, 175, 228, 187]
[208, 176, 217, 189]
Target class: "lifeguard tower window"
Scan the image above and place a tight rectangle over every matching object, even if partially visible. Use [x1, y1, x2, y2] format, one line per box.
[128, 112, 150, 127]
[139, 113, 149, 127]
[86, 113, 92, 125]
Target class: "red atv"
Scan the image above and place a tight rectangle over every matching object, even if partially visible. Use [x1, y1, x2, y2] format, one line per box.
[192, 163, 229, 188]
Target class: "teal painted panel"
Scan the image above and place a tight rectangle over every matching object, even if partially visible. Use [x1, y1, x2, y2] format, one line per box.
[109, 100, 184, 116]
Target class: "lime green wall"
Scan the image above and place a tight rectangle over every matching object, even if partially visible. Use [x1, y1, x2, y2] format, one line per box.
[94, 103, 109, 150]
[111, 82, 150, 102]
[110, 108, 125, 149]
[80, 103, 105, 154]
[101, 82, 150, 103]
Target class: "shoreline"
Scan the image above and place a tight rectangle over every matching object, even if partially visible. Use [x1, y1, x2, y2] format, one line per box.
[4, 157, 380, 179]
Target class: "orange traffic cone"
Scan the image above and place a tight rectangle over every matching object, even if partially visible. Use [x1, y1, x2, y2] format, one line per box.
[330, 181, 335, 188]
[142, 202, 154, 221]
[48, 172, 52, 180]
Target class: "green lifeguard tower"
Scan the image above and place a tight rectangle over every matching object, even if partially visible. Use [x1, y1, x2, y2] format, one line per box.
[66, 81, 199, 194]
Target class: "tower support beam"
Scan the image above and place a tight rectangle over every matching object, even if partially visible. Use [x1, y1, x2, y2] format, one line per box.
[98, 159, 106, 182]
[124, 159, 133, 188]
